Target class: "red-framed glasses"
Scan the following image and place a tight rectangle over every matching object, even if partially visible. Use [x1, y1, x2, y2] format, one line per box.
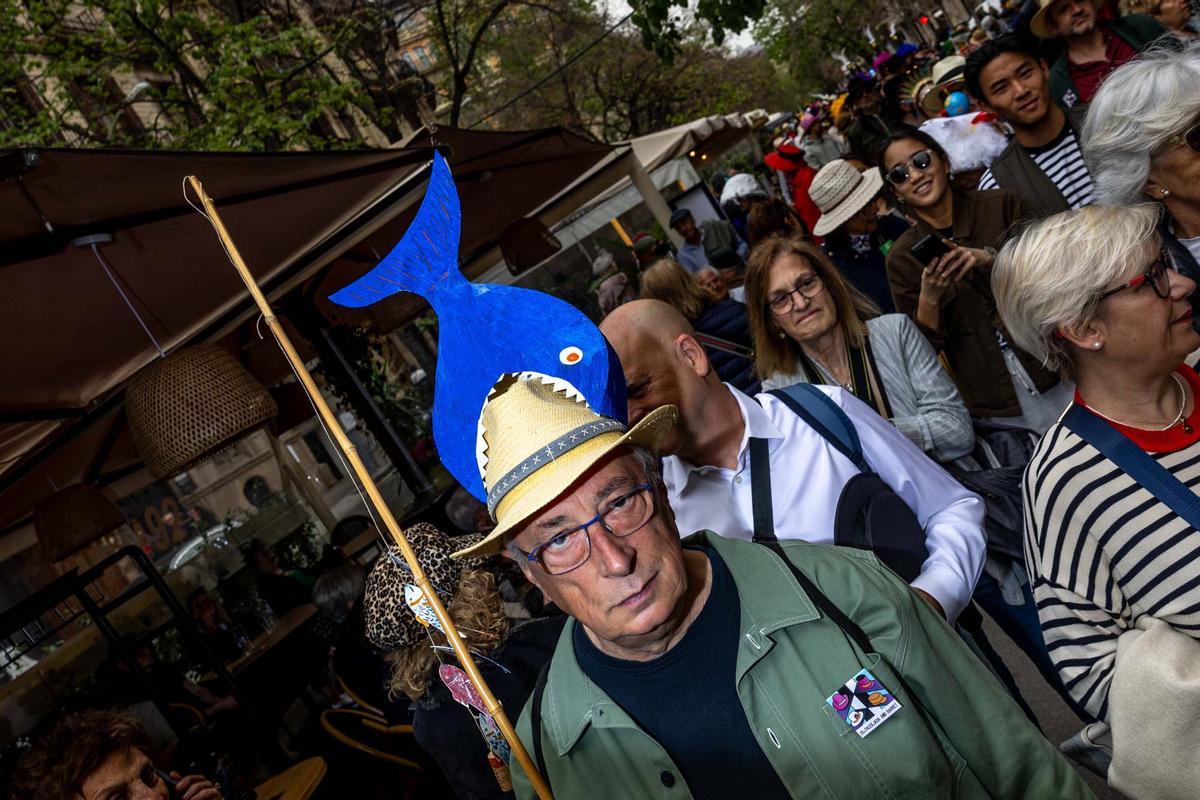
[1098, 247, 1172, 302]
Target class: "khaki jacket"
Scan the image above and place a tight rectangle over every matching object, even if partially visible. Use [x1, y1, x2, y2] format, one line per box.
[885, 189, 1058, 418]
[511, 533, 1092, 799]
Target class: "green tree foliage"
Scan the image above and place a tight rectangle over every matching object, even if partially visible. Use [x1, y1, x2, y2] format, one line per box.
[472, 2, 799, 140]
[754, 0, 883, 96]
[632, 0, 768, 61]
[0, 0, 433, 149]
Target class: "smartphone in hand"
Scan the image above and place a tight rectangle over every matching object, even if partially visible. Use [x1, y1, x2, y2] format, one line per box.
[911, 234, 951, 266]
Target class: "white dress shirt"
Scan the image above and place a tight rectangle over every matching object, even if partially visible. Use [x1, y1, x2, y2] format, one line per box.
[663, 384, 986, 622]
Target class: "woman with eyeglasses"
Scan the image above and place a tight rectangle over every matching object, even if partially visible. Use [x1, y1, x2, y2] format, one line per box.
[992, 204, 1200, 738]
[1081, 39, 1200, 312]
[880, 128, 1069, 433]
[744, 235, 975, 462]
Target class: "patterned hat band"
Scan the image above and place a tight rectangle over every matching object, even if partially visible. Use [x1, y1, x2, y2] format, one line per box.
[486, 416, 626, 518]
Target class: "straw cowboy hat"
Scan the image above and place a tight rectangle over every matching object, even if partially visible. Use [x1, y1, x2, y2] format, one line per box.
[452, 375, 677, 559]
[920, 55, 967, 115]
[810, 159, 884, 237]
[1030, 0, 1102, 39]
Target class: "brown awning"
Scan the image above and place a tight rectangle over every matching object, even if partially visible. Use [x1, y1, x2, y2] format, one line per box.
[0, 128, 614, 533]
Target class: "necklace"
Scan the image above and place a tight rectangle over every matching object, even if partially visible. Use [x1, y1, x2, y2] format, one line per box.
[1083, 373, 1194, 433]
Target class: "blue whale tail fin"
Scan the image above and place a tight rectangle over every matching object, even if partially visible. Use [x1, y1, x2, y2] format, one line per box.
[328, 152, 465, 309]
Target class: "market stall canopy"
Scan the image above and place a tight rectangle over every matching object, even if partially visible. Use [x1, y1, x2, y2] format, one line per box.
[624, 113, 751, 173]
[0, 129, 614, 535]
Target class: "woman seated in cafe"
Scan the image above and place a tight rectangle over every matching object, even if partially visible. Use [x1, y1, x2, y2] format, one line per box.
[365, 523, 564, 800]
[879, 128, 1070, 433]
[744, 235, 975, 463]
[8, 708, 221, 800]
[245, 538, 311, 615]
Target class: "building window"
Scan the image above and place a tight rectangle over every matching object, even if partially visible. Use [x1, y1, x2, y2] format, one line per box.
[415, 46, 434, 70]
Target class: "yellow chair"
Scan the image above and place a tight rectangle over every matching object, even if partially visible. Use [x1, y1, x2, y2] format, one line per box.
[253, 756, 327, 800]
[319, 708, 424, 772]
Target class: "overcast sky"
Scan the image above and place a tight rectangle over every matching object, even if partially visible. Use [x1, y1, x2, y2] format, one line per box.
[601, 0, 760, 52]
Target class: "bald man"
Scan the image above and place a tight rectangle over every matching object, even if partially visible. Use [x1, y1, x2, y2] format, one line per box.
[600, 300, 986, 623]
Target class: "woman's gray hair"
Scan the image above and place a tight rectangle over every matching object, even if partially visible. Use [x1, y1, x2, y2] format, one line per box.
[1082, 36, 1200, 205]
[992, 204, 1162, 377]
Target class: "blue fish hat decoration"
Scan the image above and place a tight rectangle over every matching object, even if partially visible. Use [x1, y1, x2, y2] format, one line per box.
[328, 153, 630, 503]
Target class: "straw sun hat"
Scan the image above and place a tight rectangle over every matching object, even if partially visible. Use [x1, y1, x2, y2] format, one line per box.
[1030, 0, 1101, 39]
[810, 159, 884, 237]
[452, 374, 677, 559]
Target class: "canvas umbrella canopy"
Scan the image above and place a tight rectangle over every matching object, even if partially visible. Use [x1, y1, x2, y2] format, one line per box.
[0, 128, 614, 536]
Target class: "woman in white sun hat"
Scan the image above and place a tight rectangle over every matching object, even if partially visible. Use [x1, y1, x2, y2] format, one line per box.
[810, 158, 909, 314]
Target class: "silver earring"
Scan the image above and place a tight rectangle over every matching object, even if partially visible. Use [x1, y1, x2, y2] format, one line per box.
[778, 330, 786, 339]
[1093, 342, 1102, 350]
[1161, 188, 1171, 198]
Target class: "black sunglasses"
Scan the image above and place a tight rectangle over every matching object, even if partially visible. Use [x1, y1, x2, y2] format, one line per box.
[1168, 121, 1200, 153]
[886, 150, 934, 185]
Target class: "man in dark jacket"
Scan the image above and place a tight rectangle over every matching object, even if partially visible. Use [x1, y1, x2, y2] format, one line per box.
[965, 33, 1094, 217]
[844, 79, 898, 164]
[1029, 0, 1164, 108]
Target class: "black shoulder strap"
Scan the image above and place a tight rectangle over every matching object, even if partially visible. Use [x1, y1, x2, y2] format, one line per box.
[749, 437, 776, 543]
[759, 539, 874, 655]
[530, 658, 552, 787]
[1062, 402, 1200, 529]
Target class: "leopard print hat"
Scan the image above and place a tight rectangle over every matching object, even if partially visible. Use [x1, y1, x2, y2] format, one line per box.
[363, 522, 488, 651]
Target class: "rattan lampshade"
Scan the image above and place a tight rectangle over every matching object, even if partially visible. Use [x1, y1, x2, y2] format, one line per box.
[34, 483, 126, 562]
[125, 344, 278, 478]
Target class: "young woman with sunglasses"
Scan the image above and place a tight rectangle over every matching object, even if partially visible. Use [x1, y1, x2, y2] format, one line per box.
[880, 128, 1069, 433]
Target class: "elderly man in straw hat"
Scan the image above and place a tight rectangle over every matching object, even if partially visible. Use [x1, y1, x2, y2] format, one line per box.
[1028, 0, 1163, 109]
[455, 373, 1090, 799]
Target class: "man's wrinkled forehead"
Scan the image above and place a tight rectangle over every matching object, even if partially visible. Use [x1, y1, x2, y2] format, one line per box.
[508, 450, 643, 543]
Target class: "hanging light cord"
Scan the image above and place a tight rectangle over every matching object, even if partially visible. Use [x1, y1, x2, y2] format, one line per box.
[89, 242, 165, 357]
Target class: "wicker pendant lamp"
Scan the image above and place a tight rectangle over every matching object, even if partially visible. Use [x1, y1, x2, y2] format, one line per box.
[125, 344, 278, 479]
[34, 483, 126, 562]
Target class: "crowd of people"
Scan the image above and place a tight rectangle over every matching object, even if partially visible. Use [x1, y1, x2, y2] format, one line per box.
[13, 1, 1200, 799]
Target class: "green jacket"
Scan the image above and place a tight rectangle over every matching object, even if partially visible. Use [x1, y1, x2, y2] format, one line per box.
[1048, 15, 1165, 109]
[511, 533, 1092, 799]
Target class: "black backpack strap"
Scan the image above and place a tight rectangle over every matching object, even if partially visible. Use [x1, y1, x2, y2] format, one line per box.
[529, 658, 552, 787]
[759, 539, 874, 655]
[749, 437, 776, 543]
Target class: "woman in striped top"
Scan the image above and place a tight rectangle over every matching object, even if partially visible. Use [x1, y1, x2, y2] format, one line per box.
[993, 203, 1200, 724]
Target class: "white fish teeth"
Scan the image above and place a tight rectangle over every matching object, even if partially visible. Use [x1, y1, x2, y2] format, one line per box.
[474, 370, 596, 477]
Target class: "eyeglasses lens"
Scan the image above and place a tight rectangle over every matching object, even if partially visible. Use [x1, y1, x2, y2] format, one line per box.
[887, 150, 933, 185]
[538, 486, 654, 575]
[1186, 123, 1200, 154]
[1151, 251, 1173, 299]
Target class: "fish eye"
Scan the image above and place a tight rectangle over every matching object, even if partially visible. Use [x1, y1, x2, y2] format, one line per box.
[559, 346, 583, 365]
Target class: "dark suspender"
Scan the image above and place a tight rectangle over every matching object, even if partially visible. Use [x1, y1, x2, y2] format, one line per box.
[792, 335, 893, 420]
[749, 437, 776, 543]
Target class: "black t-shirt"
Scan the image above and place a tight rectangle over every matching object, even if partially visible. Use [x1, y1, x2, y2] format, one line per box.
[573, 547, 791, 800]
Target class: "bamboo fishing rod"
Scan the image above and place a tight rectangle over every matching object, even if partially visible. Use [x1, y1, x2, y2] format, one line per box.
[184, 176, 553, 800]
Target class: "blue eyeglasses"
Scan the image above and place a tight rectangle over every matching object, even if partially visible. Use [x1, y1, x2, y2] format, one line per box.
[509, 483, 656, 575]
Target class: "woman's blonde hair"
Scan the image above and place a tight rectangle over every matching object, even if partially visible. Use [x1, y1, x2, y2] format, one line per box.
[744, 236, 880, 379]
[386, 569, 508, 701]
[992, 203, 1162, 379]
[639, 258, 717, 320]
